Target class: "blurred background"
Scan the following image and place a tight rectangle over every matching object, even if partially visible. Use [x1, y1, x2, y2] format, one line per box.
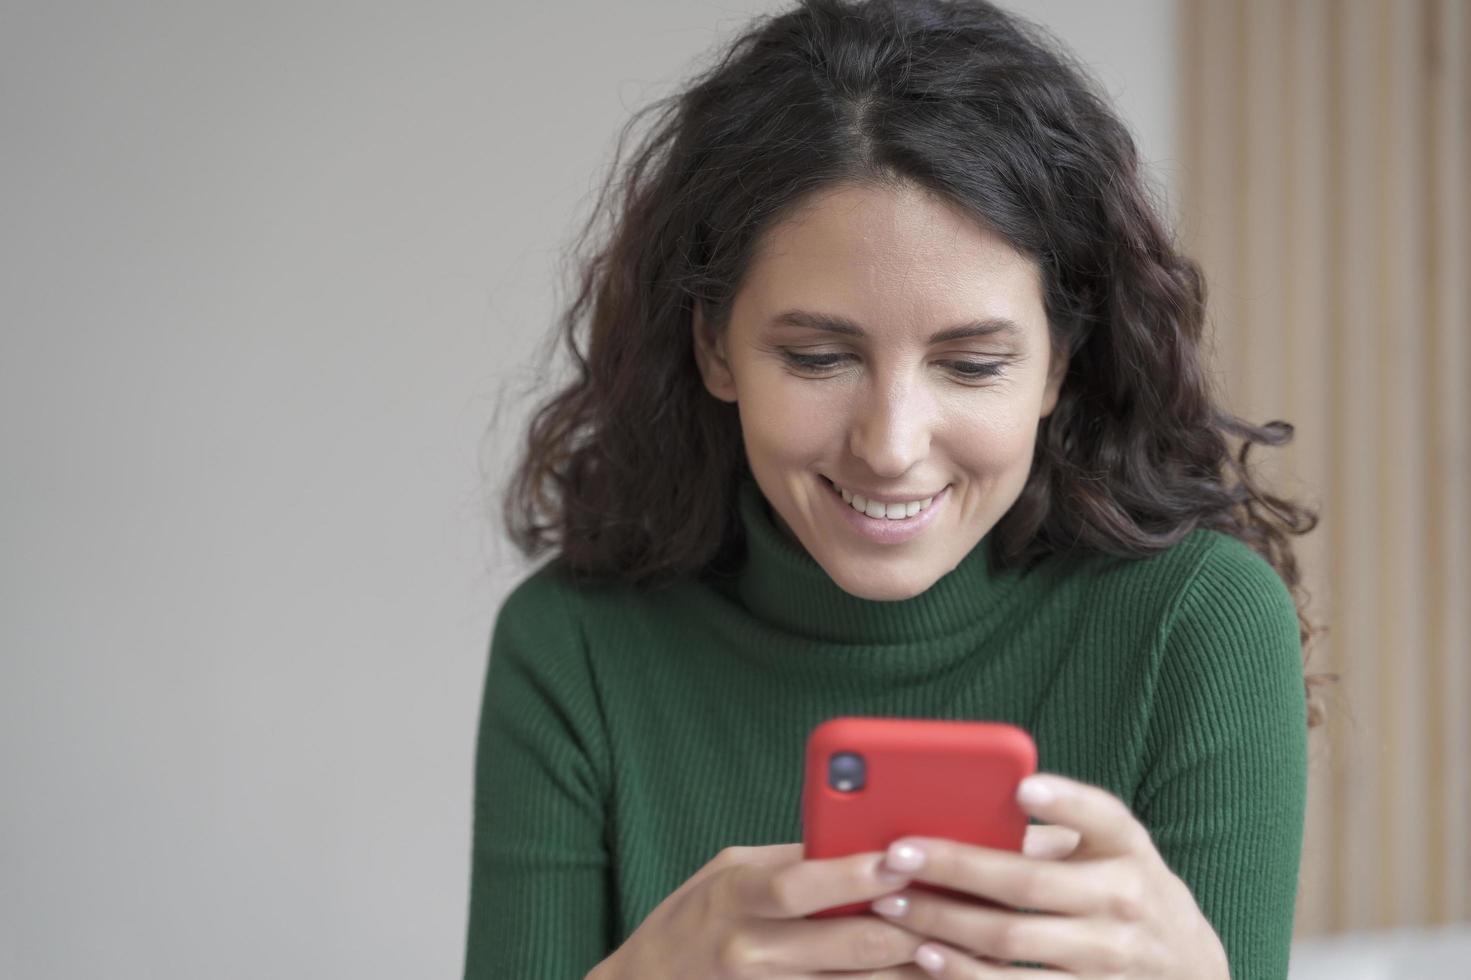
[0, 1, 1465, 977]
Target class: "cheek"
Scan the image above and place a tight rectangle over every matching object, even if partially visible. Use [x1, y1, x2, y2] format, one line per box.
[736, 375, 847, 459]
[942, 399, 1041, 466]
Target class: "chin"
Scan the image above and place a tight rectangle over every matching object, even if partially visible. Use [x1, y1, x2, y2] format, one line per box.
[823, 557, 940, 601]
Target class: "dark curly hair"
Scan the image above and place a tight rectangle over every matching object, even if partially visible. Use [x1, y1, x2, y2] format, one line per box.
[489, 0, 1336, 728]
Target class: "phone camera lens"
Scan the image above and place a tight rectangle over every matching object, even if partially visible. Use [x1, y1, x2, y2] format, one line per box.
[827, 751, 865, 792]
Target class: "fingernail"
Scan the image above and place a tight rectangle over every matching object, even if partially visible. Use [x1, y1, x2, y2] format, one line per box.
[915, 944, 945, 972]
[872, 894, 909, 917]
[885, 841, 926, 873]
[872, 855, 909, 887]
[1018, 776, 1054, 806]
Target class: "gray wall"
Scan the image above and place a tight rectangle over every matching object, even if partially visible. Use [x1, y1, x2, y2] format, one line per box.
[0, 2, 1177, 977]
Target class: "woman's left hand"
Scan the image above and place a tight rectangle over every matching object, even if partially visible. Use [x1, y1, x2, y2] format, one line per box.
[869, 772, 1230, 979]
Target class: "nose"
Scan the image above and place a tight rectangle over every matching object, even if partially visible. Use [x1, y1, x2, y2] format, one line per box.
[847, 373, 932, 478]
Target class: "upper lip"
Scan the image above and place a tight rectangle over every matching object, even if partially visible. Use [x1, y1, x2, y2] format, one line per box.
[823, 476, 945, 504]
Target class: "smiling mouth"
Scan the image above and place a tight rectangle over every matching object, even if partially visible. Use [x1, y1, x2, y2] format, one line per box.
[820, 474, 943, 520]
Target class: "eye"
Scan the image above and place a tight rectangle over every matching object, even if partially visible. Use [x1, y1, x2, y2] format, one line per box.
[941, 360, 1004, 380]
[781, 351, 853, 371]
[778, 350, 1005, 382]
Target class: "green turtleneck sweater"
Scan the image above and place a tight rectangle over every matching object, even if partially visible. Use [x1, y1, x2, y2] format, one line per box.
[463, 477, 1308, 979]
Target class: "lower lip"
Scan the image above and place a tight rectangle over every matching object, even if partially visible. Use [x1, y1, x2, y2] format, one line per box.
[821, 476, 949, 544]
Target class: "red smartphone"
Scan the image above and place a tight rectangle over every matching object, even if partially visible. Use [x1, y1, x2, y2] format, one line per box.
[801, 716, 1037, 918]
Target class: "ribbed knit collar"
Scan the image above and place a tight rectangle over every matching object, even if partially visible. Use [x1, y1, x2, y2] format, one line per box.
[724, 475, 1022, 647]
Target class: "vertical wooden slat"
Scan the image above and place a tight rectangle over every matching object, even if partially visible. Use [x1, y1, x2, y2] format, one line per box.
[1179, 0, 1202, 256]
[1425, 0, 1471, 926]
[1347, 0, 1388, 929]
[1228, 0, 1248, 399]
[1323, 5, 1351, 933]
[1241, 0, 1290, 491]
[1422, 0, 1447, 925]
[1372, 0, 1395, 924]
[1286, 0, 1336, 938]
[1185, 0, 1246, 405]
[1453, 0, 1469, 925]
[1334, 0, 1383, 933]
[1376, 0, 1430, 926]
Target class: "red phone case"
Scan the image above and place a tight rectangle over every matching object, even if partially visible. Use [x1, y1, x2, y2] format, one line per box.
[801, 716, 1037, 918]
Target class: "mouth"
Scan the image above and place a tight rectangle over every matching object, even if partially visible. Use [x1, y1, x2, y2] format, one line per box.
[820, 474, 941, 518]
[818, 473, 950, 543]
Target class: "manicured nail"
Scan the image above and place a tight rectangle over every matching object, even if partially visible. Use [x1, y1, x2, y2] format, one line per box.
[885, 841, 926, 873]
[915, 944, 945, 972]
[872, 893, 909, 917]
[1018, 776, 1054, 806]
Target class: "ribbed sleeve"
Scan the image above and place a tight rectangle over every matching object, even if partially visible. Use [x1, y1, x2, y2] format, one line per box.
[1134, 536, 1309, 980]
[463, 565, 613, 980]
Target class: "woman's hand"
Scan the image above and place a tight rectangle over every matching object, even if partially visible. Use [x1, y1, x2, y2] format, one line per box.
[593, 842, 942, 979]
[865, 773, 1231, 979]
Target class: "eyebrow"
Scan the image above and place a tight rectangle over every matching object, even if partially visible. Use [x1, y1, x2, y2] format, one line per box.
[768, 309, 1023, 344]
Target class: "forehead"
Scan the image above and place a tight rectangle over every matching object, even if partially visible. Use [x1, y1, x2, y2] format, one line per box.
[738, 181, 1046, 338]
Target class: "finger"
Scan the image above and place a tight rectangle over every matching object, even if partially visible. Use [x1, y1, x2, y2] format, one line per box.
[897, 939, 1074, 979]
[875, 888, 1131, 973]
[730, 848, 914, 919]
[1021, 823, 1082, 860]
[1015, 773, 1152, 859]
[745, 915, 925, 974]
[880, 837, 1114, 917]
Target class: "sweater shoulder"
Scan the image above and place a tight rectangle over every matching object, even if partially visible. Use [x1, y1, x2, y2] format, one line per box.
[1163, 529, 1302, 656]
[491, 556, 658, 664]
[489, 557, 601, 664]
[1080, 527, 1290, 609]
[1086, 528, 1302, 692]
[1157, 528, 1298, 638]
[1061, 526, 1299, 661]
[497, 555, 578, 619]
[495, 555, 626, 625]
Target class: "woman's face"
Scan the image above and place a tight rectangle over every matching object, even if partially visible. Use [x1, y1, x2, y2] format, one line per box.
[693, 181, 1066, 601]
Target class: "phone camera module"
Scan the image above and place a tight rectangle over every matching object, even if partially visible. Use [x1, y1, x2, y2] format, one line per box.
[827, 751, 866, 792]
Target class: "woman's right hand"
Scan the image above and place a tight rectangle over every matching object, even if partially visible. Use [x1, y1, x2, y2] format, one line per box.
[590, 842, 938, 979]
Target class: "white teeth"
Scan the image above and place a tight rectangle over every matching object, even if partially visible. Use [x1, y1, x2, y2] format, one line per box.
[830, 480, 937, 520]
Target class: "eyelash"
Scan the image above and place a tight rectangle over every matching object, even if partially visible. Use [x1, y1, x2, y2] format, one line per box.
[779, 350, 1005, 381]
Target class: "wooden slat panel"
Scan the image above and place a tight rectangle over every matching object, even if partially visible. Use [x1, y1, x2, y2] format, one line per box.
[1182, 0, 1245, 403]
[1376, 0, 1430, 926]
[1425, 0, 1471, 925]
[1285, 0, 1336, 937]
[1333, 0, 1384, 933]
[1180, 0, 1470, 942]
[1241, 0, 1289, 448]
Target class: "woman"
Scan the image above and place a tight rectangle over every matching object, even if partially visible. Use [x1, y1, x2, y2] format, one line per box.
[466, 0, 1332, 976]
